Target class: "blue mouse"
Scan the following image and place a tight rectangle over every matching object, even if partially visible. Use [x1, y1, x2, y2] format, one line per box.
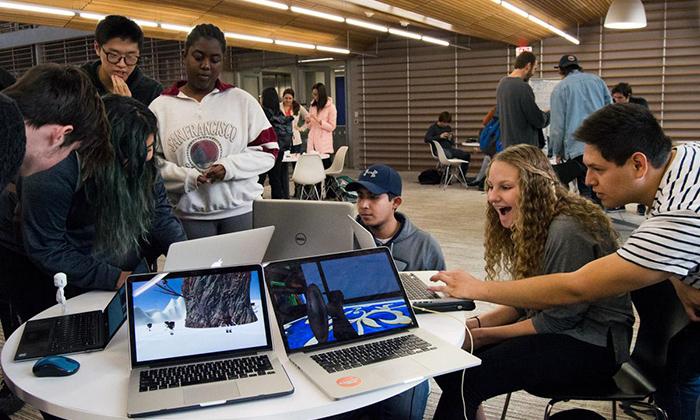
[32, 356, 80, 377]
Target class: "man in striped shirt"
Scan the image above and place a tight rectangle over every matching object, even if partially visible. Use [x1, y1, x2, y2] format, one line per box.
[431, 103, 700, 419]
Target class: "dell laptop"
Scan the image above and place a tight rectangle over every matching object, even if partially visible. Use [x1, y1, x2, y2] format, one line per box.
[15, 286, 127, 361]
[164, 226, 275, 271]
[264, 247, 481, 399]
[253, 199, 355, 262]
[125, 265, 293, 417]
[348, 215, 475, 313]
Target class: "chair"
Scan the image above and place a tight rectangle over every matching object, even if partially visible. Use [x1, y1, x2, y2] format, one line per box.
[500, 280, 688, 420]
[428, 142, 444, 170]
[292, 153, 326, 200]
[432, 141, 469, 189]
[324, 146, 349, 201]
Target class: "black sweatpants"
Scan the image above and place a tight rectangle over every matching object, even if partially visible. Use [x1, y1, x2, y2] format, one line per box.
[433, 333, 618, 420]
[259, 151, 290, 199]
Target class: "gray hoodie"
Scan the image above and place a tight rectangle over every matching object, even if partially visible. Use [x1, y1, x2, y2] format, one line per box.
[358, 212, 446, 271]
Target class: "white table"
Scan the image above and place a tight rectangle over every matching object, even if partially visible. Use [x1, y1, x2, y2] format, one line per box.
[282, 152, 330, 163]
[1, 291, 469, 419]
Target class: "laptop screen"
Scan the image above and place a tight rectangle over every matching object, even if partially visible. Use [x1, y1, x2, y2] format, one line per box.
[264, 248, 418, 353]
[126, 265, 272, 367]
[105, 285, 127, 340]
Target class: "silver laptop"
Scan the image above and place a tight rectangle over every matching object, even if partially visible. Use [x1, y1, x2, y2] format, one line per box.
[348, 216, 474, 313]
[164, 226, 275, 271]
[253, 199, 354, 262]
[264, 248, 481, 399]
[125, 265, 294, 418]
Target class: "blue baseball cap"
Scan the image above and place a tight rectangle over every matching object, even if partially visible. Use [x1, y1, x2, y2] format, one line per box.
[347, 164, 402, 196]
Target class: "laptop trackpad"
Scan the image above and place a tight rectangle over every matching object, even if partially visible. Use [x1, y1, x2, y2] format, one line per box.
[183, 382, 240, 405]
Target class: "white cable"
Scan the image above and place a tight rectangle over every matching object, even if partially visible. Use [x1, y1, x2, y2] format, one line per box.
[411, 305, 473, 420]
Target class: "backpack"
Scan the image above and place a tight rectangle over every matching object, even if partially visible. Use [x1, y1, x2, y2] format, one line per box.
[479, 117, 502, 156]
[418, 169, 442, 185]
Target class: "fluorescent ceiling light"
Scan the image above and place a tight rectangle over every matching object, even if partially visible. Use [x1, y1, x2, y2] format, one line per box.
[225, 32, 274, 44]
[0, 1, 75, 17]
[160, 23, 193, 33]
[527, 15, 580, 45]
[388, 28, 421, 40]
[346, 18, 387, 32]
[421, 35, 449, 46]
[500, 1, 529, 18]
[316, 45, 350, 54]
[79, 12, 105, 21]
[275, 39, 315, 49]
[242, 0, 288, 11]
[344, 0, 453, 31]
[290, 6, 344, 23]
[604, 0, 647, 29]
[298, 57, 334, 63]
[134, 19, 158, 28]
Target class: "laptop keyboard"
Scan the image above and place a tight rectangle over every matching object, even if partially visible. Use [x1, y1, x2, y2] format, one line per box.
[400, 273, 440, 300]
[311, 334, 436, 373]
[49, 312, 100, 353]
[139, 355, 275, 392]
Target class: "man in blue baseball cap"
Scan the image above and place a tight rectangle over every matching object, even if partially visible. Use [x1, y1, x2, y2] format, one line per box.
[346, 163, 445, 419]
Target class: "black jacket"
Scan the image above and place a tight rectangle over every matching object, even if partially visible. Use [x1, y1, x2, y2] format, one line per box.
[81, 60, 163, 106]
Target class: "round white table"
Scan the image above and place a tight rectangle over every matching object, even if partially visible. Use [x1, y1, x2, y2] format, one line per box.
[1, 291, 468, 419]
[282, 152, 330, 163]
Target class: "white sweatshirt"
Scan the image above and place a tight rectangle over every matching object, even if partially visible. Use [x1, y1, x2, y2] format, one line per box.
[150, 81, 278, 220]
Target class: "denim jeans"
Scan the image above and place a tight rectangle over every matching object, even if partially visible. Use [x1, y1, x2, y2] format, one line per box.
[656, 322, 700, 420]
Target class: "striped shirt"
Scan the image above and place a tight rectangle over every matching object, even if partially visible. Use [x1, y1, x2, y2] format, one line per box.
[618, 143, 700, 288]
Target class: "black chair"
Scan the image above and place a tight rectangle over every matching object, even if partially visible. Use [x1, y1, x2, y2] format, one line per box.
[501, 280, 689, 420]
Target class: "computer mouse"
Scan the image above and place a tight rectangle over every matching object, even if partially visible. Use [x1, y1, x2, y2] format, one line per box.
[32, 355, 80, 377]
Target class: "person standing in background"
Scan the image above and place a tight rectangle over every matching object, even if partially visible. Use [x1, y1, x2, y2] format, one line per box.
[305, 82, 336, 169]
[259, 87, 293, 199]
[281, 88, 308, 154]
[549, 54, 611, 203]
[496, 51, 550, 148]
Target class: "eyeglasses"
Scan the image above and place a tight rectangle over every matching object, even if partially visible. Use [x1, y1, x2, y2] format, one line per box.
[101, 47, 140, 66]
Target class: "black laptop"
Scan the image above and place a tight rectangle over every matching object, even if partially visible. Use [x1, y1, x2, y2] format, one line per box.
[14, 287, 127, 361]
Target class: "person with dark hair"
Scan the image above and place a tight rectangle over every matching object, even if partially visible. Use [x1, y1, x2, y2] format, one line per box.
[281, 88, 308, 154]
[611, 82, 649, 109]
[150, 23, 277, 239]
[433, 144, 633, 420]
[430, 104, 700, 420]
[424, 111, 470, 175]
[305, 82, 336, 168]
[0, 94, 25, 192]
[81, 15, 162, 105]
[259, 87, 293, 199]
[0, 67, 16, 90]
[496, 51, 550, 148]
[550, 55, 611, 202]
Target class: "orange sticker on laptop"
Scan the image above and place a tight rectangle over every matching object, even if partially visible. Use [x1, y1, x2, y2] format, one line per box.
[336, 376, 362, 387]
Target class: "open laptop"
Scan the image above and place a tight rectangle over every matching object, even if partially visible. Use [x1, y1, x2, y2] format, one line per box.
[264, 247, 481, 399]
[253, 199, 355, 262]
[348, 215, 475, 312]
[125, 265, 294, 418]
[15, 286, 127, 361]
[164, 226, 275, 271]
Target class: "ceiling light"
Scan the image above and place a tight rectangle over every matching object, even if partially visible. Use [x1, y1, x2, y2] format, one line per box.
[242, 0, 288, 11]
[388, 28, 421, 40]
[604, 0, 647, 29]
[298, 58, 334, 63]
[133, 19, 158, 28]
[225, 32, 274, 44]
[160, 23, 193, 33]
[290, 6, 344, 23]
[0, 1, 75, 17]
[275, 39, 315, 49]
[346, 18, 387, 32]
[500, 1, 529, 18]
[316, 45, 350, 54]
[79, 12, 105, 21]
[421, 36, 449, 46]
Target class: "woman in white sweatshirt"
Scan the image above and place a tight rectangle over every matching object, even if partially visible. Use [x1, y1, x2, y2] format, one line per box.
[150, 24, 278, 239]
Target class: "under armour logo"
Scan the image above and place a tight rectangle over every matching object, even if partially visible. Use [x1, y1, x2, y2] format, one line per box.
[363, 169, 378, 178]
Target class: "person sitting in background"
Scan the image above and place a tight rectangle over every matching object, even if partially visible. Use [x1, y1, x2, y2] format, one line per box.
[305, 82, 337, 169]
[424, 111, 470, 175]
[259, 87, 293, 199]
[81, 15, 162, 105]
[150, 24, 277, 239]
[433, 144, 633, 420]
[344, 163, 445, 419]
[281, 88, 308, 154]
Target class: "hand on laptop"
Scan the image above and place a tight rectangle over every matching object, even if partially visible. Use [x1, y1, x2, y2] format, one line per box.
[116, 271, 132, 290]
[429, 270, 483, 300]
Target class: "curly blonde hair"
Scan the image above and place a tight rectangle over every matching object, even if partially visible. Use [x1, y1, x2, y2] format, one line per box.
[484, 144, 618, 280]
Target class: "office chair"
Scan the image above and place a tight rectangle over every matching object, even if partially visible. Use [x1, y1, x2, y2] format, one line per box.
[292, 153, 326, 200]
[432, 141, 469, 189]
[501, 280, 687, 420]
[324, 146, 348, 200]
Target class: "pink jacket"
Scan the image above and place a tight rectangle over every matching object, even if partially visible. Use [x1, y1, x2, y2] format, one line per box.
[306, 97, 337, 154]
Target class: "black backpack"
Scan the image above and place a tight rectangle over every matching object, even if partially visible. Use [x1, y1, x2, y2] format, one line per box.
[418, 169, 442, 185]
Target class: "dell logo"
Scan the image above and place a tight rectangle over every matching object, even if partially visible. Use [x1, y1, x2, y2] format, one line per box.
[295, 232, 307, 245]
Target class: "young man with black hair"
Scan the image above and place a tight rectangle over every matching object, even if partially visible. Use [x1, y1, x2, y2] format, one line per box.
[496, 51, 550, 148]
[424, 111, 470, 175]
[431, 104, 700, 419]
[82, 15, 162, 105]
[550, 54, 611, 202]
